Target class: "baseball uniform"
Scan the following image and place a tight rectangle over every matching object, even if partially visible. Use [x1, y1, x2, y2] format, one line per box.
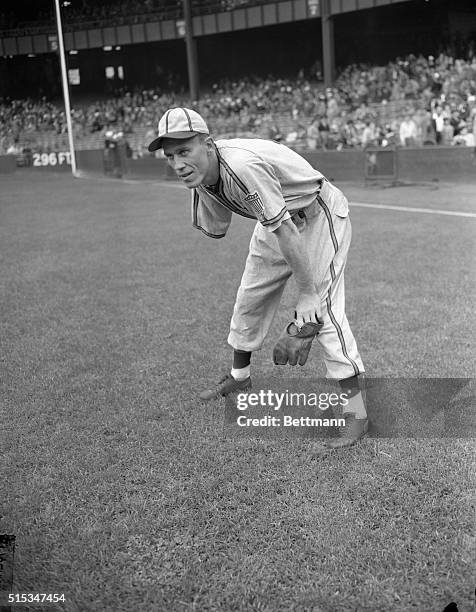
[191, 138, 364, 380]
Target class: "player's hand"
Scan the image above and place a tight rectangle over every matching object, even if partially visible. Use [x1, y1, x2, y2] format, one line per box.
[294, 293, 322, 327]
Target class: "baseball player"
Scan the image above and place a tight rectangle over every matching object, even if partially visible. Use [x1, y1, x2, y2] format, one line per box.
[149, 107, 368, 448]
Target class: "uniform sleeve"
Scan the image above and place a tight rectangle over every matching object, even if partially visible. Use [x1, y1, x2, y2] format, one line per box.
[236, 159, 291, 232]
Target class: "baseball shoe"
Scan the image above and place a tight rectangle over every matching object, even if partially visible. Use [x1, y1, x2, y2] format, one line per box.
[324, 414, 369, 450]
[199, 373, 251, 401]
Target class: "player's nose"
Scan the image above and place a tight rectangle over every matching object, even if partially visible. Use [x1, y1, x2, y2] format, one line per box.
[171, 157, 186, 171]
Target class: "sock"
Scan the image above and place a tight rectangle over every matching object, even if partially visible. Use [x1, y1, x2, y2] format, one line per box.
[231, 365, 251, 381]
[233, 350, 251, 369]
[339, 374, 367, 419]
[343, 391, 367, 419]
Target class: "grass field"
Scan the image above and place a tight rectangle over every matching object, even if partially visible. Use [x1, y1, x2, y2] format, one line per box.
[1, 171, 475, 612]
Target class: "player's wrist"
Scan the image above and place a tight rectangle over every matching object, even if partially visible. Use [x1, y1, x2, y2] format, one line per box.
[296, 287, 318, 299]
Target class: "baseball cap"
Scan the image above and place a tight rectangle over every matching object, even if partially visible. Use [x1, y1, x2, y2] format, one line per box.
[147, 107, 209, 152]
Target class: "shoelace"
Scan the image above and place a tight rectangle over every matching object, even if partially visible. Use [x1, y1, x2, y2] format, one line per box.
[217, 374, 232, 386]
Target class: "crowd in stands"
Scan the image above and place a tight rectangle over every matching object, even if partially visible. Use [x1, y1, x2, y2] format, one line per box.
[0, 1, 177, 30]
[0, 0, 255, 31]
[1, 46, 476, 157]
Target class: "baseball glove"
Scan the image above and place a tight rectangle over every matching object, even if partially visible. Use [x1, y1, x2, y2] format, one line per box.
[273, 320, 323, 366]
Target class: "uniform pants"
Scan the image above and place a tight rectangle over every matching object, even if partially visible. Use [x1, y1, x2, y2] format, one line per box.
[227, 182, 365, 380]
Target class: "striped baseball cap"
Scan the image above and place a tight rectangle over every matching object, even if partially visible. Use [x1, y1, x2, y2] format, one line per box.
[148, 107, 209, 152]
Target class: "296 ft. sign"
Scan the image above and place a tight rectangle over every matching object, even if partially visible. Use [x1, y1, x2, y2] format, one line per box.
[32, 152, 71, 167]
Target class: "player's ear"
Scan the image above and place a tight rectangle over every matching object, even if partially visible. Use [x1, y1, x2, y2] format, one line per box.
[204, 136, 214, 154]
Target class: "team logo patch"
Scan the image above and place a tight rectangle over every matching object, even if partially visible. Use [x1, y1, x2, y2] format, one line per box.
[244, 191, 265, 222]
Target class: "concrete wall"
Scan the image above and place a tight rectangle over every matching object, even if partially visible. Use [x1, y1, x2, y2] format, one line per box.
[130, 146, 476, 183]
[303, 150, 364, 182]
[397, 146, 476, 183]
[304, 146, 476, 183]
[0, 155, 17, 173]
[77, 151, 173, 180]
[3, 146, 476, 183]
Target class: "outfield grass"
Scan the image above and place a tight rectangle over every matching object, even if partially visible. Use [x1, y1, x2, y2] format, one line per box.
[1, 172, 475, 611]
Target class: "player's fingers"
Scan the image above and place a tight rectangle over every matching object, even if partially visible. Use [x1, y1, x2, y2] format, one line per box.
[298, 309, 320, 325]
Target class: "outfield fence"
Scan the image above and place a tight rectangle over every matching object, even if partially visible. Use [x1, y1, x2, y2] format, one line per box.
[2, 145, 476, 183]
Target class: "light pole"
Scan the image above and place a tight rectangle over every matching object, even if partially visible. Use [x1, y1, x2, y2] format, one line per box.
[53, 0, 78, 175]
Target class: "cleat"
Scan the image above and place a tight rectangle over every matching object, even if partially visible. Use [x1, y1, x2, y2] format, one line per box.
[199, 373, 251, 401]
[325, 414, 369, 450]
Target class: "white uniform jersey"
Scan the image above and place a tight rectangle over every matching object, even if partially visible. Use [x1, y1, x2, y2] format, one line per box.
[187, 136, 363, 379]
[192, 138, 331, 237]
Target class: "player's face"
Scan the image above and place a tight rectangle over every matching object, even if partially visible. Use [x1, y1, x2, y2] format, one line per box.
[163, 136, 218, 188]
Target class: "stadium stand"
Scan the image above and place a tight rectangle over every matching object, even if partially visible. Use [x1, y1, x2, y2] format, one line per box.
[0, 0, 262, 34]
[1, 47, 475, 157]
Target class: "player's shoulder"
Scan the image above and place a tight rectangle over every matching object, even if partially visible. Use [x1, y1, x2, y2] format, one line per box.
[215, 138, 278, 164]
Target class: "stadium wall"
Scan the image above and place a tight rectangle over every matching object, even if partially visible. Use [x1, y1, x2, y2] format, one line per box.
[304, 147, 476, 182]
[0, 155, 16, 173]
[394, 147, 476, 183]
[74, 146, 476, 183]
[3, 147, 475, 183]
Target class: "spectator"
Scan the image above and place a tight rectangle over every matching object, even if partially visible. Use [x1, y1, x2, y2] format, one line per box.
[379, 124, 397, 148]
[412, 108, 427, 146]
[2, 42, 475, 155]
[452, 126, 475, 147]
[421, 110, 438, 145]
[306, 118, 320, 150]
[318, 116, 330, 150]
[472, 109, 476, 151]
[326, 90, 339, 121]
[341, 119, 359, 148]
[432, 105, 445, 144]
[6, 141, 21, 155]
[361, 120, 377, 148]
[441, 117, 454, 145]
[399, 114, 418, 146]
